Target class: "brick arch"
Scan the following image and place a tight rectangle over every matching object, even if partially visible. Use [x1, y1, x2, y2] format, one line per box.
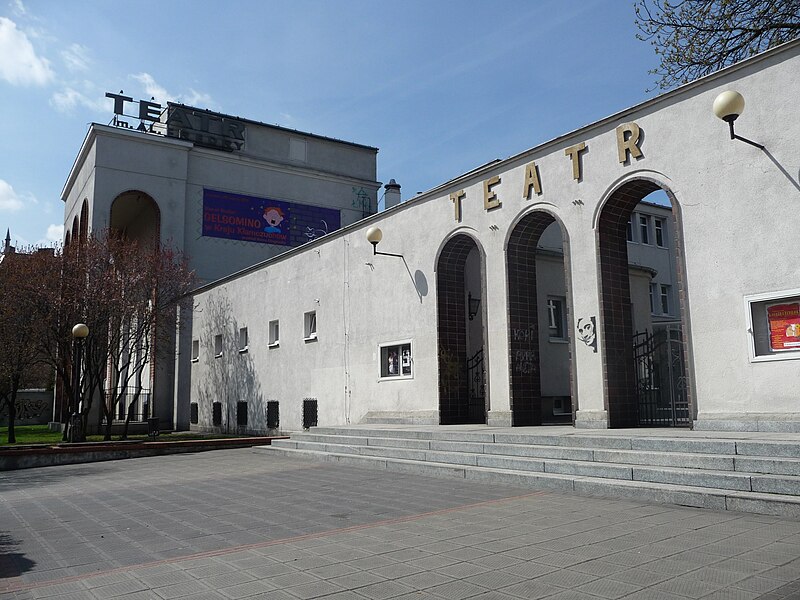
[506, 210, 571, 426]
[597, 178, 690, 427]
[436, 233, 486, 425]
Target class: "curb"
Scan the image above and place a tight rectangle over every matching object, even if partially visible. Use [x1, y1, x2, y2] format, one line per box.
[0, 436, 290, 470]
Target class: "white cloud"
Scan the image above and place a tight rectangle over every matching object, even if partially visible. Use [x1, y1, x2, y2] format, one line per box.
[0, 17, 53, 86]
[61, 43, 90, 72]
[132, 72, 217, 109]
[0, 179, 25, 211]
[11, 0, 27, 16]
[45, 223, 63, 243]
[50, 85, 106, 114]
[133, 72, 173, 103]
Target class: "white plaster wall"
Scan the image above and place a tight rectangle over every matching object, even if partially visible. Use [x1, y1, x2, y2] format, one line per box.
[185, 42, 800, 430]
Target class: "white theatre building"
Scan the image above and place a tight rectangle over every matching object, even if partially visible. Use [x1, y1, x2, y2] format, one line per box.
[66, 40, 800, 434]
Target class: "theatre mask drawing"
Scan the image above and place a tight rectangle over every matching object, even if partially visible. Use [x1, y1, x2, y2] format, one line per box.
[62, 41, 800, 434]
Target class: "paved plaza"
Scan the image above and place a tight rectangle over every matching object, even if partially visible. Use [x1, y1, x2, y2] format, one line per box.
[1, 449, 799, 600]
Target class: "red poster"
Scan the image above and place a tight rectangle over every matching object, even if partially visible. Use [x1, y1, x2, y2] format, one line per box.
[767, 302, 800, 351]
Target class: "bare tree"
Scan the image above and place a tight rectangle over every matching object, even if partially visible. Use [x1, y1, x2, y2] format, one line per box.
[0, 248, 60, 443]
[635, 0, 800, 89]
[30, 232, 194, 441]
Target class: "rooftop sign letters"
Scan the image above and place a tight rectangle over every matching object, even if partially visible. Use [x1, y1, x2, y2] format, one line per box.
[105, 92, 246, 152]
[106, 92, 163, 132]
[166, 107, 245, 152]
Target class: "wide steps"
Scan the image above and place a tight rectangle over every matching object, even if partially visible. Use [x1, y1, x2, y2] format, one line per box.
[261, 428, 800, 517]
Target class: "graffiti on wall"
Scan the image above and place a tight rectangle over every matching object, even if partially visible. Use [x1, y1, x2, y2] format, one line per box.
[577, 317, 597, 352]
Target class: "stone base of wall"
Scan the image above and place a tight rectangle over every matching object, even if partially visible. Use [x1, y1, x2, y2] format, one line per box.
[574, 410, 609, 429]
[694, 413, 800, 432]
[487, 411, 512, 427]
[360, 411, 439, 425]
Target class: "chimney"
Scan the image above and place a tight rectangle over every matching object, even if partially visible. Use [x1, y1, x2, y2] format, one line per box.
[383, 179, 401, 210]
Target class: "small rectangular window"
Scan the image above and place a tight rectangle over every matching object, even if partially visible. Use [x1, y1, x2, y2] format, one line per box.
[547, 296, 568, 341]
[269, 320, 280, 347]
[379, 341, 412, 379]
[660, 285, 671, 315]
[238, 327, 248, 352]
[639, 215, 650, 245]
[191, 339, 199, 362]
[214, 334, 223, 358]
[626, 218, 633, 242]
[649, 283, 656, 314]
[304, 311, 317, 341]
[654, 218, 665, 247]
[745, 289, 800, 361]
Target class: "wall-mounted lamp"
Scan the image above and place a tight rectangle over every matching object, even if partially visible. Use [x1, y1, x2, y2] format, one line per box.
[366, 226, 403, 258]
[468, 292, 481, 321]
[712, 90, 764, 149]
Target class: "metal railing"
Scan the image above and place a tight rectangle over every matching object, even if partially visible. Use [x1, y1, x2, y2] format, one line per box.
[106, 387, 151, 422]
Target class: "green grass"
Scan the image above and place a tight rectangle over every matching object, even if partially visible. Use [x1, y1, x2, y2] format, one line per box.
[0, 424, 254, 446]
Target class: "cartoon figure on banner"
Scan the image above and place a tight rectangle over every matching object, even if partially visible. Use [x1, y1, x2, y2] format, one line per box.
[577, 317, 597, 352]
[263, 207, 285, 233]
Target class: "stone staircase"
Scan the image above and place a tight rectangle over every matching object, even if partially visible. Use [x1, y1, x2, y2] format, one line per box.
[256, 425, 800, 518]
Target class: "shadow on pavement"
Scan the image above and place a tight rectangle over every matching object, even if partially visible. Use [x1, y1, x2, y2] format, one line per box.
[0, 532, 35, 580]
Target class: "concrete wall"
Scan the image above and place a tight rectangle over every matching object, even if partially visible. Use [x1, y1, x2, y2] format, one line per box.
[185, 41, 800, 432]
[62, 113, 381, 430]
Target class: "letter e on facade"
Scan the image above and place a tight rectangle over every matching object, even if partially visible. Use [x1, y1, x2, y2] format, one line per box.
[483, 176, 501, 211]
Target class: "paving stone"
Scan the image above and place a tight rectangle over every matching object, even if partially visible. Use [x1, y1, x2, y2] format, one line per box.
[4, 448, 800, 600]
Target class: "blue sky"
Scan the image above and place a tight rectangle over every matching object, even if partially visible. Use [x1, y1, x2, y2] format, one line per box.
[0, 0, 664, 247]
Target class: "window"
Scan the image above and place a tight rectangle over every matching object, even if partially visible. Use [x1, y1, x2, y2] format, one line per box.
[654, 218, 665, 247]
[268, 320, 280, 347]
[547, 296, 568, 341]
[660, 285, 671, 315]
[214, 334, 223, 358]
[191, 339, 199, 362]
[626, 218, 634, 242]
[639, 215, 650, 245]
[238, 327, 248, 352]
[745, 289, 800, 361]
[304, 311, 317, 341]
[649, 284, 656, 314]
[380, 341, 412, 379]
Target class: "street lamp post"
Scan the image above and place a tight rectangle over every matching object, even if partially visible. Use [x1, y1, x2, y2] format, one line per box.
[68, 323, 89, 443]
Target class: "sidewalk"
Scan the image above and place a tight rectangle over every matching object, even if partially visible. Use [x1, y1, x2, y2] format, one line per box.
[1, 448, 799, 599]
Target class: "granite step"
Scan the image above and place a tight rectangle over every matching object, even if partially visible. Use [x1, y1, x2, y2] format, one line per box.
[270, 438, 800, 494]
[283, 433, 800, 476]
[258, 445, 800, 518]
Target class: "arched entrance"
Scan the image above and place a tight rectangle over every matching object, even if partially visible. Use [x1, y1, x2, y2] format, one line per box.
[597, 179, 691, 428]
[436, 234, 487, 425]
[506, 211, 573, 426]
[110, 191, 160, 248]
[108, 191, 162, 424]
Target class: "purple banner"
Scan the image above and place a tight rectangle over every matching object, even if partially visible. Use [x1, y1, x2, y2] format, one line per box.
[202, 189, 340, 246]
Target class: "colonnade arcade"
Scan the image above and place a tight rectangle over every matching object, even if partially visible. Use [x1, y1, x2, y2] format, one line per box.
[435, 177, 691, 429]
